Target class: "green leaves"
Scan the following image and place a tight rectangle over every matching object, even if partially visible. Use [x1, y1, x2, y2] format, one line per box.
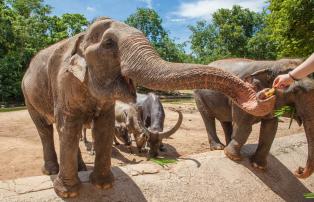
[0, 0, 88, 104]
[150, 158, 178, 167]
[189, 5, 273, 63]
[274, 105, 295, 129]
[274, 106, 295, 118]
[267, 0, 314, 58]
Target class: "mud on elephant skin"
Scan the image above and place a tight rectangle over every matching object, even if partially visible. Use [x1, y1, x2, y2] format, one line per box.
[195, 58, 314, 178]
[22, 17, 275, 198]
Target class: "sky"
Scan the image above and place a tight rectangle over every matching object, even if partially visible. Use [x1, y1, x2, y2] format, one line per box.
[44, 0, 267, 46]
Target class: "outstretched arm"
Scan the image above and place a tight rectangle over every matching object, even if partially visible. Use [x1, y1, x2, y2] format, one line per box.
[273, 53, 314, 88]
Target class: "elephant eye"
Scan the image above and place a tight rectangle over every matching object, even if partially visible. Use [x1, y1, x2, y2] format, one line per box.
[102, 38, 115, 49]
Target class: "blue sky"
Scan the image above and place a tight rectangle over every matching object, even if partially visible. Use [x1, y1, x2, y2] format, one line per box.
[44, 0, 267, 46]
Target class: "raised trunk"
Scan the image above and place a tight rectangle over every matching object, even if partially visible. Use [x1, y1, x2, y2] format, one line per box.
[295, 119, 314, 178]
[119, 34, 275, 117]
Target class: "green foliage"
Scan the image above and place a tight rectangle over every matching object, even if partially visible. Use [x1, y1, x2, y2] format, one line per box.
[274, 105, 295, 117]
[274, 105, 295, 129]
[189, 5, 275, 63]
[125, 8, 188, 63]
[150, 157, 177, 167]
[0, 0, 88, 103]
[267, 0, 314, 58]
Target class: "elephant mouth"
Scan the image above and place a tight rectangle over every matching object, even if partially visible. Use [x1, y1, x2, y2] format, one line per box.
[113, 75, 137, 103]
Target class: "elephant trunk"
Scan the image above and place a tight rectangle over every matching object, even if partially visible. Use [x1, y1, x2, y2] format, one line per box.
[120, 34, 275, 117]
[295, 119, 314, 178]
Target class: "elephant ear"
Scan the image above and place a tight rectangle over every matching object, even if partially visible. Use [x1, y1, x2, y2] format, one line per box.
[243, 68, 273, 87]
[67, 34, 87, 82]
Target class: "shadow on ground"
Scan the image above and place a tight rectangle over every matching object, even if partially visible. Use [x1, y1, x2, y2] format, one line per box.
[239, 144, 310, 202]
[49, 167, 147, 202]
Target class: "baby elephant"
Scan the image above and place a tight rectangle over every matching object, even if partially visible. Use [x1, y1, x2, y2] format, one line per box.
[81, 121, 131, 155]
[113, 122, 132, 146]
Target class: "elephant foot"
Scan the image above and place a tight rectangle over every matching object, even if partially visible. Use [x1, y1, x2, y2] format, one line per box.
[294, 166, 313, 178]
[224, 143, 242, 161]
[210, 142, 225, 151]
[53, 176, 80, 198]
[250, 156, 267, 170]
[90, 170, 114, 190]
[41, 161, 59, 175]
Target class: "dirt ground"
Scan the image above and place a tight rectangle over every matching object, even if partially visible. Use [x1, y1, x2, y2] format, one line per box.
[0, 100, 304, 180]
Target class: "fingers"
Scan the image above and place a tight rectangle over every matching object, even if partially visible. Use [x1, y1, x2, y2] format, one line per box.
[272, 77, 280, 88]
[272, 74, 294, 89]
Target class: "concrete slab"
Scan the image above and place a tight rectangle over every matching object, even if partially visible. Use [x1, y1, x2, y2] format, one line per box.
[0, 133, 313, 202]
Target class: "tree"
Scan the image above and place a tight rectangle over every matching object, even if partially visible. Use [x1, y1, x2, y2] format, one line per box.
[189, 5, 270, 63]
[125, 8, 187, 62]
[0, 0, 88, 104]
[267, 0, 314, 58]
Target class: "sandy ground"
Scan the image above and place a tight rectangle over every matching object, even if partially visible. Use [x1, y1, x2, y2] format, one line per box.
[0, 100, 304, 180]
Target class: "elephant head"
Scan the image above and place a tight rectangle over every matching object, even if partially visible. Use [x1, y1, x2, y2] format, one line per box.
[67, 17, 275, 117]
[114, 122, 131, 146]
[276, 79, 314, 178]
[136, 107, 183, 157]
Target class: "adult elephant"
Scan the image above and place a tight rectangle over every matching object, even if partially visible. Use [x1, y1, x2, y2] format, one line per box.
[194, 58, 314, 178]
[22, 17, 275, 198]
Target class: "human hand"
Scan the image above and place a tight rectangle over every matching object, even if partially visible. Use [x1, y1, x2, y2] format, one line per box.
[272, 74, 294, 89]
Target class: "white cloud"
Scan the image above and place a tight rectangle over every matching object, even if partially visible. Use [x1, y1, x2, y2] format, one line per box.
[138, 0, 153, 9]
[86, 6, 96, 12]
[174, 0, 266, 19]
[170, 18, 186, 22]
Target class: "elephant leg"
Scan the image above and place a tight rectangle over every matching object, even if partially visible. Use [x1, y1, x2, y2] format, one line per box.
[27, 105, 58, 175]
[195, 97, 224, 150]
[77, 147, 87, 171]
[251, 118, 278, 170]
[89, 105, 114, 190]
[224, 106, 254, 161]
[220, 121, 232, 145]
[224, 122, 252, 161]
[53, 114, 82, 198]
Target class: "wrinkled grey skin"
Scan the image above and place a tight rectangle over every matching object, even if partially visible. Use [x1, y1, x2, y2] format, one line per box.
[115, 100, 182, 157]
[115, 101, 148, 151]
[136, 93, 171, 157]
[194, 58, 314, 178]
[21, 17, 275, 198]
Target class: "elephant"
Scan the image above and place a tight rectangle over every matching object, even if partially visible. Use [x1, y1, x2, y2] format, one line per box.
[81, 121, 131, 155]
[136, 93, 169, 156]
[115, 100, 183, 157]
[113, 122, 131, 146]
[21, 17, 275, 198]
[194, 58, 314, 178]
